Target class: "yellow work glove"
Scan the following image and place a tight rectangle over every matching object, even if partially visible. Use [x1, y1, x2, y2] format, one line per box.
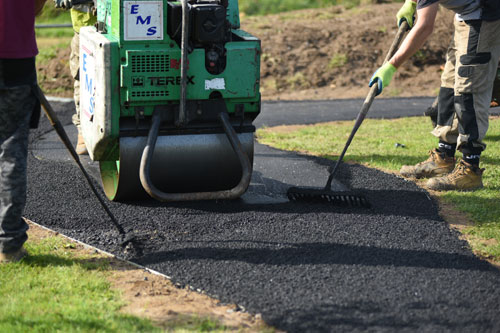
[396, 0, 417, 29]
[71, 7, 97, 33]
[369, 62, 397, 96]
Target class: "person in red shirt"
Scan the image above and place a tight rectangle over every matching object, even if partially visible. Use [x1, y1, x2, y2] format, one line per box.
[0, 0, 47, 263]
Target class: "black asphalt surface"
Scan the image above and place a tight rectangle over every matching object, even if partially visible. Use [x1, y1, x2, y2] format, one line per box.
[25, 98, 500, 332]
[255, 97, 436, 127]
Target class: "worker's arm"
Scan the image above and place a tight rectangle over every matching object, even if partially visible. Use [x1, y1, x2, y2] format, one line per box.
[369, 2, 439, 95]
[35, 0, 47, 16]
[389, 2, 438, 68]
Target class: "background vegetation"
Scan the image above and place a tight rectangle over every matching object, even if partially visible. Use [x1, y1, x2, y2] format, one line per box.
[239, 0, 402, 15]
[36, 0, 404, 20]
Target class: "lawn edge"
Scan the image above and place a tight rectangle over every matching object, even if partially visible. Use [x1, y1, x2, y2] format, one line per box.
[23, 219, 271, 332]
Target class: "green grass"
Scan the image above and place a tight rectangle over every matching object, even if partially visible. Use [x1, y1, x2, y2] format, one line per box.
[36, 39, 73, 96]
[328, 53, 349, 69]
[239, 0, 402, 15]
[257, 116, 500, 260]
[36, 27, 74, 39]
[0, 236, 229, 332]
[286, 72, 310, 90]
[36, 2, 73, 38]
[0, 237, 158, 332]
[36, 40, 71, 63]
[37, 1, 71, 23]
[239, 0, 334, 15]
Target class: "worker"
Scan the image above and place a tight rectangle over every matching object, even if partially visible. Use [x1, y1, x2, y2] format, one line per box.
[54, 0, 97, 155]
[370, 0, 500, 191]
[0, 0, 47, 263]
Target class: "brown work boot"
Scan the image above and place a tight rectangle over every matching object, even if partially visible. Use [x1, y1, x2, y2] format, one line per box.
[400, 149, 455, 179]
[426, 160, 484, 191]
[0, 247, 27, 263]
[76, 133, 88, 155]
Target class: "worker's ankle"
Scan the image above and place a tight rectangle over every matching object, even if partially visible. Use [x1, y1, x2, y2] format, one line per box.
[463, 154, 480, 167]
[437, 141, 456, 158]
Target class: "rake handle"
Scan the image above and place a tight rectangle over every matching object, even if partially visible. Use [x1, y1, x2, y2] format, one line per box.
[325, 21, 409, 189]
[35, 86, 125, 235]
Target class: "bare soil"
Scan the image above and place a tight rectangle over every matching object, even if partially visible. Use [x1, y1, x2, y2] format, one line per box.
[38, 45, 73, 96]
[244, 3, 454, 100]
[26, 221, 271, 332]
[38, 3, 454, 100]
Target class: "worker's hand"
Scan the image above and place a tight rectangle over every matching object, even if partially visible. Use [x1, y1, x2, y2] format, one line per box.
[396, 0, 417, 29]
[53, 0, 72, 9]
[369, 62, 397, 96]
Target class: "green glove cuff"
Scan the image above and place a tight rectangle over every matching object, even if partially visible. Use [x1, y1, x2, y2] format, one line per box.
[378, 62, 397, 87]
[369, 62, 397, 95]
[396, 0, 417, 28]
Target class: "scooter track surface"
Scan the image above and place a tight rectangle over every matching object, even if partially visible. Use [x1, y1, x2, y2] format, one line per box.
[25, 99, 500, 332]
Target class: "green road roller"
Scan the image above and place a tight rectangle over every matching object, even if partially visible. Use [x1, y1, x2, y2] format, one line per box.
[79, 0, 261, 201]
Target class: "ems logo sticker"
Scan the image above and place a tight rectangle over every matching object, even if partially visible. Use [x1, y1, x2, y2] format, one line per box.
[80, 44, 95, 121]
[124, 1, 163, 41]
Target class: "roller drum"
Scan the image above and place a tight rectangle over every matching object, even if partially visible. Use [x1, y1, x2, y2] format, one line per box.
[100, 133, 254, 201]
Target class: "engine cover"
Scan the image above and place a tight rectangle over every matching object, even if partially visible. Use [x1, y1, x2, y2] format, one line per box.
[191, 4, 228, 44]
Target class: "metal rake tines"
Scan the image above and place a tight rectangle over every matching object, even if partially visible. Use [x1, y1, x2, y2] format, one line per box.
[287, 189, 370, 208]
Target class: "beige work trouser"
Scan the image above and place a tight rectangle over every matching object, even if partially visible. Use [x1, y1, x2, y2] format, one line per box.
[432, 17, 500, 154]
[69, 32, 81, 132]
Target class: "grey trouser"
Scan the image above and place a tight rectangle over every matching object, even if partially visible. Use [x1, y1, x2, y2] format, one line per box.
[70, 31, 81, 132]
[433, 18, 500, 155]
[0, 64, 36, 253]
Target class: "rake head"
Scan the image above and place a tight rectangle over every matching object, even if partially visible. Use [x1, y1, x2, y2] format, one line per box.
[287, 186, 370, 208]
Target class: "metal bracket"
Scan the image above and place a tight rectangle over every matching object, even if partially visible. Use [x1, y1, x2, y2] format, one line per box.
[134, 106, 145, 137]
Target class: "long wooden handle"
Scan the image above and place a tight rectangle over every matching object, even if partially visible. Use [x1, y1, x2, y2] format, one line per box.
[35, 86, 123, 233]
[325, 21, 409, 189]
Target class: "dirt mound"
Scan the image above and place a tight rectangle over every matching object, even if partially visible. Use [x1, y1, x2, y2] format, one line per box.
[39, 3, 454, 100]
[243, 3, 454, 100]
[38, 46, 73, 96]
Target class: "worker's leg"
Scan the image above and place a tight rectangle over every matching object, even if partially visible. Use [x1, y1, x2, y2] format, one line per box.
[427, 18, 500, 191]
[69, 31, 87, 155]
[70, 31, 80, 132]
[454, 19, 500, 162]
[0, 66, 35, 255]
[400, 37, 458, 179]
[431, 36, 459, 158]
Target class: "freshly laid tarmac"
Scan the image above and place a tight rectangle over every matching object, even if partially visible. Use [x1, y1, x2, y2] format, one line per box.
[26, 99, 500, 332]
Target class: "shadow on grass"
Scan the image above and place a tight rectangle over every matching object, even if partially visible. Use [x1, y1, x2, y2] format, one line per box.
[485, 134, 500, 142]
[319, 153, 429, 168]
[331, 153, 500, 168]
[442, 194, 500, 225]
[0, 314, 155, 332]
[22, 253, 117, 270]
